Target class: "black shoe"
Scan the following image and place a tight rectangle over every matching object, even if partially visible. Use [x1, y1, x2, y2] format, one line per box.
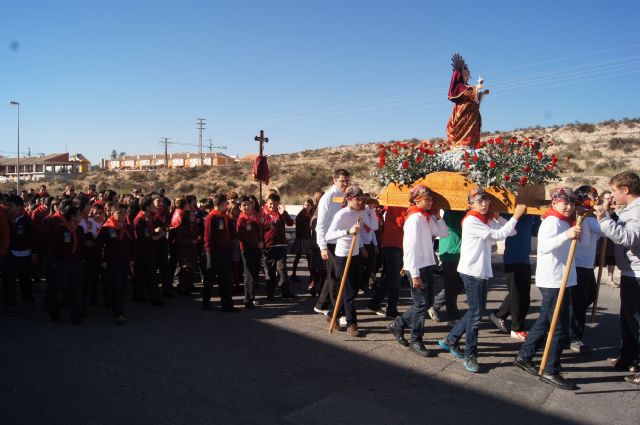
[221, 306, 241, 313]
[385, 310, 400, 319]
[539, 373, 578, 390]
[244, 302, 257, 310]
[387, 323, 410, 347]
[489, 312, 508, 333]
[409, 341, 432, 357]
[513, 355, 537, 376]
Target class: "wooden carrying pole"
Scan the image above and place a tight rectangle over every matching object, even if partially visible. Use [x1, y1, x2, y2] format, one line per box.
[590, 238, 608, 323]
[329, 217, 362, 334]
[539, 215, 584, 375]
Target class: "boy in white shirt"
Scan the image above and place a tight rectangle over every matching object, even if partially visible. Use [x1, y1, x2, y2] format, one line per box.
[325, 186, 368, 337]
[514, 187, 582, 390]
[387, 185, 449, 357]
[439, 187, 526, 373]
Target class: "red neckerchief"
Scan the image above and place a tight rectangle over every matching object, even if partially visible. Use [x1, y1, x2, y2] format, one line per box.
[171, 209, 183, 228]
[135, 210, 154, 234]
[209, 209, 230, 238]
[62, 219, 79, 254]
[34, 204, 48, 216]
[262, 208, 281, 227]
[102, 216, 128, 240]
[239, 211, 259, 225]
[542, 208, 576, 225]
[405, 205, 431, 222]
[463, 210, 489, 225]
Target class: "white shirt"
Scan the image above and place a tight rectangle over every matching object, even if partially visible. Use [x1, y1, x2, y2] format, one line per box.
[457, 215, 518, 279]
[315, 185, 344, 250]
[325, 208, 364, 257]
[403, 212, 449, 277]
[535, 216, 577, 288]
[359, 206, 379, 245]
[79, 216, 100, 238]
[574, 215, 602, 268]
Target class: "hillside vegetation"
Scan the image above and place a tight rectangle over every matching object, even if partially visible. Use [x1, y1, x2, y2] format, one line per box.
[3, 118, 639, 203]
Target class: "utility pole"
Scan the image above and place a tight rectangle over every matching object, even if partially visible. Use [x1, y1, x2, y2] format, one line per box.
[196, 118, 206, 166]
[160, 137, 171, 168]
[208, 138, 227, 154]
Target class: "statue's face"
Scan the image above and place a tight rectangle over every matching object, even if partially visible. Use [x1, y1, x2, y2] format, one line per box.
[462, 68, 470, 83]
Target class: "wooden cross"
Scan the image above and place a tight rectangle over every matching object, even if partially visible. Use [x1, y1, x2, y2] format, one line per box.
[254, 130, 269, 156]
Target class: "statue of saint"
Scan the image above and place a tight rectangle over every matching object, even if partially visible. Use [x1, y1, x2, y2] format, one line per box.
[446, 53, 490, 147]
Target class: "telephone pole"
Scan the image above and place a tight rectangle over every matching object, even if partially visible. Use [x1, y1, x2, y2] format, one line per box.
[196, 118, 206, 166]
[160, 137, 171, 168]
[208, 138, 227, 154]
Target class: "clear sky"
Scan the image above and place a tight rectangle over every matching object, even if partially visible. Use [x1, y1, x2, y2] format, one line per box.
[1, 0, 639, 164]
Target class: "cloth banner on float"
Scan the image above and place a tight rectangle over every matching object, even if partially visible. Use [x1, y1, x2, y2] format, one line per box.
[253, 155, 270, 185]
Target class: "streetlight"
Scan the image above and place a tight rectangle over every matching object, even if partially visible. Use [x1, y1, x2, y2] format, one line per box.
[9, 101, 20, 193]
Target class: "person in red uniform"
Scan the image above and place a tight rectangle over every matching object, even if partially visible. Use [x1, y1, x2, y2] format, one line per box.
[46, 204, 86, 325]
[169, 209, 200, 296]
[152, 195, 174, 298]
[98, 203, 134, 325]
[3, 195, 36, 315]
[262, 193, 295, 300]
[290, 198, 314, 282]
[132, 197, 164, 306]
[203, 193, 238, 312]
[236, 195, 262, 309]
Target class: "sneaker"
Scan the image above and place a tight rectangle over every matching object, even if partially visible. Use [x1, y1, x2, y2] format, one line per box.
[338, 316, 347, 327]
[314, 307, 329, 316]
[539, 373, 578, 390]
[513, 355, 537, 376]
[464, 356, 480, 373]
[387, 322, 410, 347]
[367, 304, 385, 316]
[569, 340, 592, 353]
[428, 307, 442, 322]
[511, 331, 528, 341]
[438, 339, 464, 359]
[489, 312, 508, 333]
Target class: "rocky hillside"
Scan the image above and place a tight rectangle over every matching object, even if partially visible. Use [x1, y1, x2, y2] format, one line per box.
[3, 118, 639, 203]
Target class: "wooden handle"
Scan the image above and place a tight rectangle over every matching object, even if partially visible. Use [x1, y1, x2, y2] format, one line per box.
[539, 215, 584, 375]
[329, 216, 362, 334]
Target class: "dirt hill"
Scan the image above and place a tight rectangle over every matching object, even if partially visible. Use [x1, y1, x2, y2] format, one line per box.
[3, 118, 639, 203]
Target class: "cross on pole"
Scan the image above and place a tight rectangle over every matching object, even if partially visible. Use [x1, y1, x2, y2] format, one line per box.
[254, 130, 269, 156]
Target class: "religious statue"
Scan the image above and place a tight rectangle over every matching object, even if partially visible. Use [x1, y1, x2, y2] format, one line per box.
[446, 53, 490, 147]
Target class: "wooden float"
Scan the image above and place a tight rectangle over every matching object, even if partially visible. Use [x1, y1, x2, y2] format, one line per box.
[376, 171, 549, 215]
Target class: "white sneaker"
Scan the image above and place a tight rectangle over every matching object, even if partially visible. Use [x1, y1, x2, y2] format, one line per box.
[428, 307, 442, 322]
[314, 307, 329, 316]
[339, 316, 347, 327]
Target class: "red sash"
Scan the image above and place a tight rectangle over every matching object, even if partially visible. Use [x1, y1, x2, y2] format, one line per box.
[463, 210, 489, 225]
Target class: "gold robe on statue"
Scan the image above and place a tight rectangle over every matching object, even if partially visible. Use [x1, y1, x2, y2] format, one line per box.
[446, 86, 481, 147]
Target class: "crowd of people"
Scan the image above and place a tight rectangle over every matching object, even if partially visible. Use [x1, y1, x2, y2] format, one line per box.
[1, 169, 639, 390]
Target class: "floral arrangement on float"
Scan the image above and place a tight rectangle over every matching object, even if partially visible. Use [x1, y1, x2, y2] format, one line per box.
[376, 136, 561, 194]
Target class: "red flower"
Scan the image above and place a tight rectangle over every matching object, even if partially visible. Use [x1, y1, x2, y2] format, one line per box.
[502, 147, 508, 153]
[464, 151, 469, 159]
[536, 152, 543, 160]
[519, 176, 528, 186]
[400, 143, 408, 149]
[489, 161, 497, 168]
[487, 139, 495, 145]
[464, 161, 470, 169]
[547, 164, 555, 171]
[548, 140, 555, 146]
[416, 156, 424, 163]
[378, 143, 385, 149]
[426, 149, 435, 155]
[379, 151, 386, 168]
[475, 141, 485, 149]
[523, 165, 531, 173]
[504, 174, 511, 181]
[471, 154, 478, 162]
[392, 148, 399, 155]
[495, 137, 502, 144]
[551, 154, 558, 164]
[509, 137, 517, 143]
[402, 160, 409, 169]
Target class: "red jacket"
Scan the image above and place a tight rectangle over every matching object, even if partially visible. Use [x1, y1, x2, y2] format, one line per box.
[133, 211, 155, 261]
[295, 210, 312, 240]
[236, 212, 261, 250]
[380, 206, 404, 249]
[42, 212, 65, 255]
[204, 209, 233, 252]
[97, 217, 134, 263]
[9, 213, 34, 253]
[50, 222, 85, 263]
[262, 210, 293, 248]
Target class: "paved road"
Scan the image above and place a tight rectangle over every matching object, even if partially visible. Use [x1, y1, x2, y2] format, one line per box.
[1, 258, 638, 425]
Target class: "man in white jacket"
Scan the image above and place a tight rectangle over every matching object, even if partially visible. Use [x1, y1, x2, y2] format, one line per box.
[594, 171, 640, 385]
[515, 187, 582, 390]
[387, 185, 449, 357]
[439, 187, 526, 373]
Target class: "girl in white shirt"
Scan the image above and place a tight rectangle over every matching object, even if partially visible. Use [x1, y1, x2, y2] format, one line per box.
[439, 187, 526, 373]
[387, 185, 448, 357]
[326, 186, 368, 337]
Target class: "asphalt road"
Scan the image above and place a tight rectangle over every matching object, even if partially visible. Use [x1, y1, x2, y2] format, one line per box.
[1, 257, 638, 425]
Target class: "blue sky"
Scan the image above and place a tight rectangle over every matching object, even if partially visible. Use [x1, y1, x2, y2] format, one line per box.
[1, 0, 639, 164]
